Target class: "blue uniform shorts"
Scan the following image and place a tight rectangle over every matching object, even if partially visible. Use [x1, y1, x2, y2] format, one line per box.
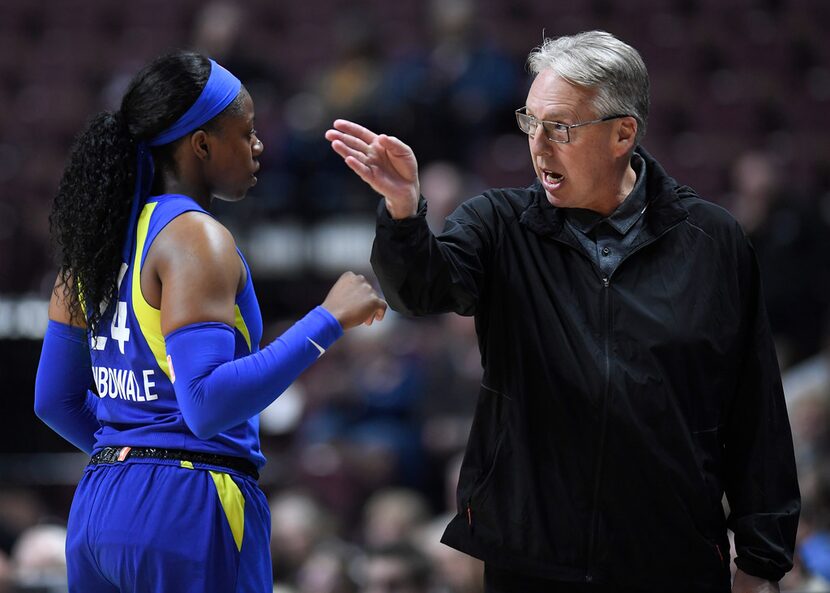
[66, 458, 272, 592]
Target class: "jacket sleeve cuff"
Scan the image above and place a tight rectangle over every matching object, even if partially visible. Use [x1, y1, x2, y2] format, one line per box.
[734, 556, 786, 583]
[376, 196, 427, 227]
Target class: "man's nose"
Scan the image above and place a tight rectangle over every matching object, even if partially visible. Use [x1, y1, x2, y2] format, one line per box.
[530, 127, 553, 155]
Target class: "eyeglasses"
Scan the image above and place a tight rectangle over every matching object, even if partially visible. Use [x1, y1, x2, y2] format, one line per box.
[515, 107, 630, 144]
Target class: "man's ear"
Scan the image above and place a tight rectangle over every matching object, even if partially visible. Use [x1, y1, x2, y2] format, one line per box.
[614, 117, 638, 156]
[190, 130, 210, 160]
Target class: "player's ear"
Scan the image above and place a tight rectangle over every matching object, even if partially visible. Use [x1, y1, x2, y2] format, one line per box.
[190, 130, 210, 160]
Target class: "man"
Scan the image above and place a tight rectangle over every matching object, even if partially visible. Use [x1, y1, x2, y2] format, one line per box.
[326, 30, 799, 593]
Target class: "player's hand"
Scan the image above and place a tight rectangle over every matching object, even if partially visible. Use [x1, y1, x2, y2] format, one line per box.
[321, 271, 387, 330]
[732, 569, 779, 593]
[325, 119, 420, 219]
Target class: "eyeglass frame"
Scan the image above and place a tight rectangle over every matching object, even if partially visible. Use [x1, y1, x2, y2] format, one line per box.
[515, 107, 632, 144]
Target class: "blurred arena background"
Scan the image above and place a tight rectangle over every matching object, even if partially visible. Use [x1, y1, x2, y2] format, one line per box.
[1, 0, 829, 591]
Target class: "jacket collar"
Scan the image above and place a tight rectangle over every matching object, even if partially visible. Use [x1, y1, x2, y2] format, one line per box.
[519, 147, 690, 245]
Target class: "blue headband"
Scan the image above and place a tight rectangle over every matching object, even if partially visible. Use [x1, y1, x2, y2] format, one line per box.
[148, 60, 241, 147]
[121, 59, 242, 263]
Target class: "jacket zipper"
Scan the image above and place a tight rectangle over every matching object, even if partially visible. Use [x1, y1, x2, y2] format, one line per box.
[568, 220, 686, 583]
[543, 236, 611, 583]
[547, 218, 685, 582]
[585, 274, 611, 583]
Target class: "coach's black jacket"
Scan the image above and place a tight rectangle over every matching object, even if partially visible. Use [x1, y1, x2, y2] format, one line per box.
[371, 148, 799, 592]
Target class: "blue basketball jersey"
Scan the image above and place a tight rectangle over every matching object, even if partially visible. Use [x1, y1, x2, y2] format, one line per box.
[88, 194, 266, 468]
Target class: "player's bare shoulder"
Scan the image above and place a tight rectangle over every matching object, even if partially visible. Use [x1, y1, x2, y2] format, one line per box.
[142, 211, 242, 310]
[155, 211, 237, 267]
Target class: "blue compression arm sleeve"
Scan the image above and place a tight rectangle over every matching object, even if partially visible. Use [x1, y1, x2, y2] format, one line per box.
[165, 306, 343, 440]
[34, 320, 100, 454]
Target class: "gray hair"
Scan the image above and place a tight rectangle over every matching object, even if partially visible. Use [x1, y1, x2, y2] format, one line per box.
[527, 30, 649, 144]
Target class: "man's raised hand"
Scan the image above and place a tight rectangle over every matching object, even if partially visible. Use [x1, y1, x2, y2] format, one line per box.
[325, 119, 420, 219]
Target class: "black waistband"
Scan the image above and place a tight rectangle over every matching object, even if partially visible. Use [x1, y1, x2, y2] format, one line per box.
[90, 446, 259, 480]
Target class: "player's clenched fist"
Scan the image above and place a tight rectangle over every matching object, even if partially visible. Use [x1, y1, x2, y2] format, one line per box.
[321, 271, 388, 330]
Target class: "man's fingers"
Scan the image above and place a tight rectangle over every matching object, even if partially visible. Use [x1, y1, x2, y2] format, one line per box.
[333, 119, 377, 145]
[331, 139, 367, 164]
[379, 134, 413, 156]
[326, 130, 371, 155]
[344, 156, 375, 183]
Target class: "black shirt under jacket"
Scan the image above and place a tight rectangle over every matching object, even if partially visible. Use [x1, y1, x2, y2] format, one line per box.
[565, 151, 648, 281]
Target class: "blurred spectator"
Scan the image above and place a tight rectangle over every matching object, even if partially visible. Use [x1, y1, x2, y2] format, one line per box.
[359, 542, 431, 593]
[797, 463, 830, 585]
[412, 517, 483, 593]
[799, 536, 830, 589]
[789, 391, 830, 469]
[778, 553, 830, 593]
[297, 319, 427, 496]
[270, 490, 337, 585]
[442, 452, 465, 515]
[419, 315, 479, 461]
[727, 150, 830, 367]
[361, 488, 430, 549]
[378, 0, 520, 170]
[278, 7, 387, 218]
[295, 539, 360, 593]
[0, 492, 48, 561]
[10, 524, 66, 592]
[312, 9, 385, 124]
[0, 551, 10, 593]
[191, 1, 285, 103]
[419, 161, 480, 234]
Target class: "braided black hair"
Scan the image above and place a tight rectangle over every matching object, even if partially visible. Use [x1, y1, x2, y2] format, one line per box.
[50, 51, 213, 335]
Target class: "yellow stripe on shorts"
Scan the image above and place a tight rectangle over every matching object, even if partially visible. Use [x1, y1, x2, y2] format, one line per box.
[209, 471, 245, 552]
